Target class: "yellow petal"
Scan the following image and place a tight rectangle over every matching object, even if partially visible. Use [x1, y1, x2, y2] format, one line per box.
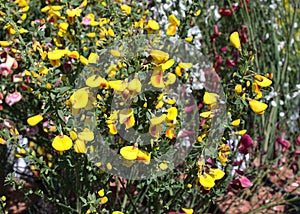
[0, 41, 10, 47]
[137, 150, 151, 164]
[74, 139, 87, 153]
[151, 71, 165, 88]
[235, 84, 243, 93]
[120, 146, 139, 160]
[231, 119, 240, 126]
[166, 107, 178, 120]
[150, 49, 169, 64]
[88, 52, 99, 63]
[203, 92, 218, 105]
[149, 124, 163, 138]
[209, 168, 225, 180]
[182, 208, 194, 214]
[128, 78, 142, 92]
[78, 128, 94, 141]
[147, 20, 160, 30]
[230, 31, 241, 50]
[166, 24, 177, 36]
[27, 114, 43, 126]
[185, 36, 193, 42]
[164, 73, 176, 85]
[249, 100, 268, 114]
[150, 114, 166, 125]
[166, 127, 175, 139]
[86, 75, 104, 88]
[98, 189, 105, 197]
[70, 88, 89, 109]
[200, 111, 214, 118]
[254, 74, 272, 87]
[108, 124, 117, 135]
[121, 5, 131, 15]
[111, 50, 121, 57]
[199, 173, 215, 188]
[109, 80, 127, 91]
[179, 62, 193, 69]
[168, 14, 180, 26]
[160, 59, 175, 71]
[159, 163, 168, 170]
[52, 135, 73, 152]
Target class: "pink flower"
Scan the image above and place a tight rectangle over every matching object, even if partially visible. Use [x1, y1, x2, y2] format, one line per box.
[82, 17, 91, 26]
[0, 54, 18, 76]
[185, 105, 196, 113]
[239, 176, 253, 188]
[5, 91, 22, 106]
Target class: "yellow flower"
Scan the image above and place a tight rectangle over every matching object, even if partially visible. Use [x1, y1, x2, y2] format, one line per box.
[254, 74, 272, 87]
[231, 119, 240, 126]
[80, 56, 89, 65]
[128, 78, 142, 93]
[111, 50, 121, 57]
[179, 62, 193, 69]
[69, 130, 77, 140]
[78, 128, 94, 142]
[98, 189, 105, 197]
[235, 129, 247, 135]
[182, 208, 194, 214]
[27, 114, 43, 126]
[108, 124, 117, 135]
[159, 163, 168, 170]
[249, 99, 268, 114]
[137, 150, 151, 164]
[1, 195, 6, 202]
[209, 168, 225, 180]
[147, 20, 160, 30]
[166, 107, 178, 120]
[74, 139, 87, 153]
[150, 71, 176, 88]
[194, 9, 201, 16]
[52, 135, 73, 152]
[166, 24, 177, 36]
[120, 146, 139, 160]
[0, 41, 10, 47]
[0, 138, 6, 145]
[67, 50, 79, 59]
[200, 111, 214, 119]
[119, 108, 135, 129]
[150, 49, 169, 64]
[154, 59, 175, 71]
[109, 80, 127, 91]
[203, 92, 218, 105]
[234, 84, 243, 93]
[48, 49, 67, 67]
[166, 127, 175, 139]
[168, 14, 180, 26]
[66, 8, 82, 24]
[121, 5, 131, 15]
[86, 75, 107, 88]
[199, 173, 215, 189]
[87, 52, 99, 64]
[70, 88, 89, 109]
[230, 31, 241, 50]
[100, 196, 108, 204]
[185, 36, 193, 42]
[150, 114, 166, 125]
[80, 0, 88, 8]
[112, 212, 124, 214]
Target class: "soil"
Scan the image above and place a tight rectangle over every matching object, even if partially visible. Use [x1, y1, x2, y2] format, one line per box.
[217, 186, 286, 213]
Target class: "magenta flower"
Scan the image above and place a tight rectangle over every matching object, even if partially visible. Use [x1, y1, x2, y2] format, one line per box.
[239, 176, 253, 188]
